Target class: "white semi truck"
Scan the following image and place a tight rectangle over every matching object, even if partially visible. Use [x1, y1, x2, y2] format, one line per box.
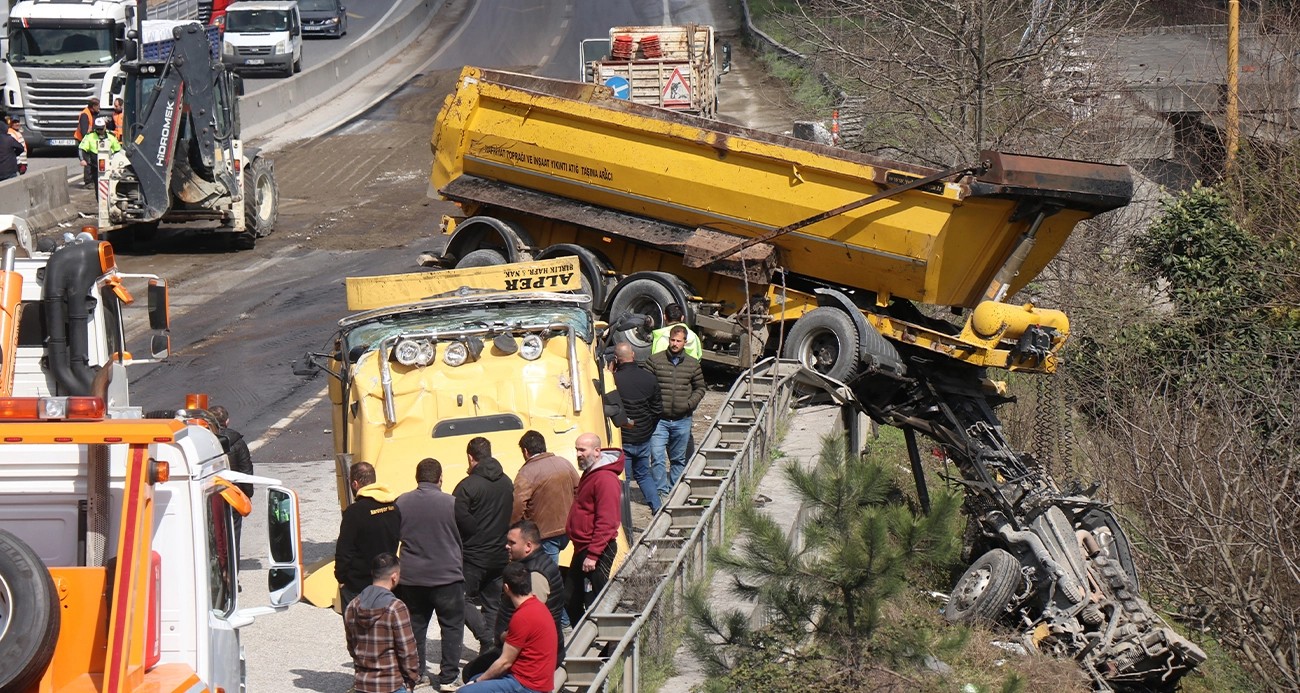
[2, 0, 198, 149]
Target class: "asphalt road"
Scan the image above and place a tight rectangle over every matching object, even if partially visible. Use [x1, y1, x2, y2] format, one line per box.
[52, 0, 731, 689]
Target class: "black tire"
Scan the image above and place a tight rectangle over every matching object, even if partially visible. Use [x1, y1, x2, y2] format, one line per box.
[607, 277, 676, 362]
[0, 530, 60, 692]
[455, 248, 507, 269]
[535, 244, 614, 312]
[293, 55, 302, 73]
[783, 307, 859, 381]
[243, 156, 278, 238]
[945, 548, 1022, 624]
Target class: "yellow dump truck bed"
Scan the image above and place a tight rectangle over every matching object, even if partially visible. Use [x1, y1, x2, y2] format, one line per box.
[431, 68, 1131, 309]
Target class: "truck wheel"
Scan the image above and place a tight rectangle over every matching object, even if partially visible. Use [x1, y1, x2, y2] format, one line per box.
[536, 244, 615, 312]
[783, 307, 859, 381]
[455, 249, 507, 269]
[945, 548, 1021, 625]
[244, 157, 278, 238]
[0, 530, 60, 693]
[607, 277, 675, 361]
[293, 56, 302, 74]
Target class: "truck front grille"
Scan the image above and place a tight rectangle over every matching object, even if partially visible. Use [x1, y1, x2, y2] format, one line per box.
[238, 46, 272, 56]
[17, 75, 99, 136]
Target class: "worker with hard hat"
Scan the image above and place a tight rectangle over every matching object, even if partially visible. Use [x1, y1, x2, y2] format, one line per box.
[78, 116, 121, 194]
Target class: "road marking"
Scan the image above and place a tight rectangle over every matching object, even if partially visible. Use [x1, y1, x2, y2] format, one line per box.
[551, 35, 562, 47]
[346, 12, 363, 18]
[560, 18, 569, 28]
[248, 385, 329, 452]
[355, 0, 407, 42]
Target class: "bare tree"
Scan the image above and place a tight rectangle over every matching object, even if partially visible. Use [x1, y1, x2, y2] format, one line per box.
[769, 0, 1142, 166]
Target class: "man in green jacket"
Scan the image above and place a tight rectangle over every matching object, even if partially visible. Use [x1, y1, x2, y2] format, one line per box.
[649, 303, 701, 361]
[645, 325, 706, 497]
[78, 117, 121, 196]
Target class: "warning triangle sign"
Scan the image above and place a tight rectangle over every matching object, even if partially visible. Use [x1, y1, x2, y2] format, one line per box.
[662, 66, 692, 106]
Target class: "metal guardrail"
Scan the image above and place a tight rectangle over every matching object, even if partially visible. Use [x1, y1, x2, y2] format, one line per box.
[557, 357, 860, 692]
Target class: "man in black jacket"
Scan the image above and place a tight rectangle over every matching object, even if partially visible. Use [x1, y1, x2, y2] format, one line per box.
[461, 520, 565, 682]
[610, 342, 665, 511]
[454, 436, 515, 652]
[211, 405, 254, 550]
[0, 120, 24, 182]
[334, 462, 402, 606]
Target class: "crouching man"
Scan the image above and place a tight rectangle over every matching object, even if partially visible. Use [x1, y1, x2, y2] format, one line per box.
[460, 562, 557, 693]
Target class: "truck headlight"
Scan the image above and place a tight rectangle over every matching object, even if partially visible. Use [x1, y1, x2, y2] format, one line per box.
[416, 340, 436, 366]
[274, 40, 291, 54]
[520, 335, 544, 361]
[444, 341, 468, 367]
[223, 41, 234, 55]
[394, 339, 421, 366]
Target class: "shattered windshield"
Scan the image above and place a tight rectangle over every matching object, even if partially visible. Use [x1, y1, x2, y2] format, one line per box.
[342, 303, 592, 359]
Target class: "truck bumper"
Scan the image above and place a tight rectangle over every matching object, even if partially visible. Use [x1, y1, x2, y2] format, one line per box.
[222, 55, 293, 72]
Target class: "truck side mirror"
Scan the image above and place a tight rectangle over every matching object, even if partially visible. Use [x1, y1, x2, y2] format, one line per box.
[148, 278, 169, 329]
[292, 351, 320, 376]
[150, 334, 171, 360]
[233, 74, 245, 96]
[266, 486, 302, 607]
[720, 41, 732, 74]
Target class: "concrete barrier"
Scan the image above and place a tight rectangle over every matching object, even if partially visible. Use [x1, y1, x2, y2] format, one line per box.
[0, 167, 78, 230]
[240, 0, 444, 139]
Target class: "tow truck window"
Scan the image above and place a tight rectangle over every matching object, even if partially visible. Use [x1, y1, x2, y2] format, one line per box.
[225, 10, 291, 32]
[7, 26, 117, 66]
[205, 490, 237, 617]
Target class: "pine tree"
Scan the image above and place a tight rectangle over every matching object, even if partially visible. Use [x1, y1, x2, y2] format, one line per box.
[685, 433, 961, 683]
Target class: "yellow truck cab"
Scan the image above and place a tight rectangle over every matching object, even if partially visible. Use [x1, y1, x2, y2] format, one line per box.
[297, 257, 627, 606]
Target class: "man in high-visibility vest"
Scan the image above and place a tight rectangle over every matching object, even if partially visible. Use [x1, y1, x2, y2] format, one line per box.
[2, 112, 26, 175]
[111, 98, 125, 141]
[78, 117, 121, 195]
[649, 303, 702, 360]
[73, 97, 100, 148]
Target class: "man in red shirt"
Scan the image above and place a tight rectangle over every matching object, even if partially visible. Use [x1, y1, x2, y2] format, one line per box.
[459, 562, 557, 693]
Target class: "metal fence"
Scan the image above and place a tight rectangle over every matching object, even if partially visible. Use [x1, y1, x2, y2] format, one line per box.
[557, 357, 859, 692]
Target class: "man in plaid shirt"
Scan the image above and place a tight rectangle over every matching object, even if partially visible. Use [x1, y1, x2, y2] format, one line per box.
[345, 553, 420, 693]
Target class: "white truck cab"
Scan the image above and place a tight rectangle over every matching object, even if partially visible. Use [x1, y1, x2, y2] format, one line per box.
[220, 1, 301, 78]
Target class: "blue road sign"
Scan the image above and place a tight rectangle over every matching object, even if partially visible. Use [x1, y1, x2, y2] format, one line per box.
[604, 75, 631, 100]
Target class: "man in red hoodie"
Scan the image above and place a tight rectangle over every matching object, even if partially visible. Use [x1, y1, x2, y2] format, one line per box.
[563, 432, 624, 625]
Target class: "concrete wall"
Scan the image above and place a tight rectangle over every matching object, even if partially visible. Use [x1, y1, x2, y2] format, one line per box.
[0, 167, 78, 230]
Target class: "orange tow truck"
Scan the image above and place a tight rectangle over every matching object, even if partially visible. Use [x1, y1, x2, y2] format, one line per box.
[0, 236, 304, 693]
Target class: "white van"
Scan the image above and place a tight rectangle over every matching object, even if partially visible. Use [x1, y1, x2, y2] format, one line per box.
[220, 1, 302, 78]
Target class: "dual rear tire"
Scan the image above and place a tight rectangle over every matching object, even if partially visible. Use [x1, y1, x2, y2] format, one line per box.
[0, 530, 60, 692]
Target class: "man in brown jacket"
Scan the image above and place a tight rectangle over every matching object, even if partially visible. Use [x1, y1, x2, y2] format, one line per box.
[513, 430, 580, 566]
[345, 553, 420, 693]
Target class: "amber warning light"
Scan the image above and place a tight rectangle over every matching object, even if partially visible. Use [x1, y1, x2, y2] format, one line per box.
[0, 397, 106, 420]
